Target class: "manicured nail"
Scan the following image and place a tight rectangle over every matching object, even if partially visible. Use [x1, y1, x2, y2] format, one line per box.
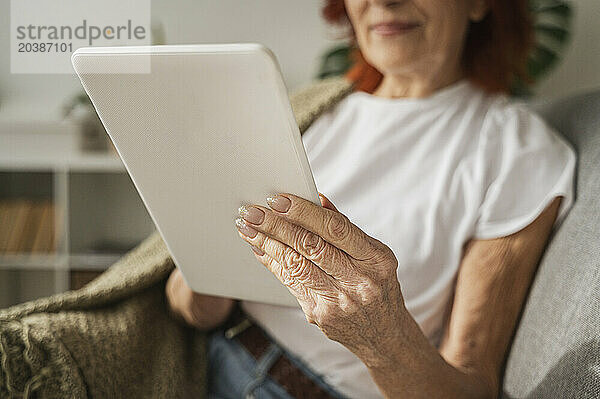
[250, 245, 264, 256]
[238, 205, 264, 225]
[235, 217, 257, 238]
[266, 194, 291, 213]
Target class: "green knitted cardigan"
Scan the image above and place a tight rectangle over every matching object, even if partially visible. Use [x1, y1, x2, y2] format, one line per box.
[0, 77, 354, 399]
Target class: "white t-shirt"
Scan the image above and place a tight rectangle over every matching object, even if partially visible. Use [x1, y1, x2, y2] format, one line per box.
[241, 80, 576, 398]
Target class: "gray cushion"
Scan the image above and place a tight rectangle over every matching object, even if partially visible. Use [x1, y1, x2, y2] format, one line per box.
[501, 90, 600, 399]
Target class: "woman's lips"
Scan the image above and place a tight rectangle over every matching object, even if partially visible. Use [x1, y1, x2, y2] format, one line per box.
[370, 21, 420, 36]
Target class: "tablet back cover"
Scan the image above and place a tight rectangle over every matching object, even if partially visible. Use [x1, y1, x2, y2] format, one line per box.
[72, 44, 319, 307]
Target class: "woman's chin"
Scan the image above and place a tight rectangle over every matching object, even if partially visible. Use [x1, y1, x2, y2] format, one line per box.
[366, 52, 420, 75]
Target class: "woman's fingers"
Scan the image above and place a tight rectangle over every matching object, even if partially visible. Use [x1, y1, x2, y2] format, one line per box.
[319, 192, 339, 212]
[264, 193, 380, 261]
[238, 204, 354, 280]
[235, 219, 336, 295]
[248, 245, 316, 307]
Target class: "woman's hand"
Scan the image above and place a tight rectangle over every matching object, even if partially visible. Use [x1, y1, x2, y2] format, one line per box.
[235, 193, 407, 367]
[165, 268, 236, 330]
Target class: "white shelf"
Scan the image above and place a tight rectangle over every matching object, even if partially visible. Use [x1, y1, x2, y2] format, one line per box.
[0, 127, 155, 307]
[0, 253, 125, 271]
[0, 129, 125, 172]
[69, 253, 125, 271]
[1, 153, 125, 173]
[0, 254, 68, 271]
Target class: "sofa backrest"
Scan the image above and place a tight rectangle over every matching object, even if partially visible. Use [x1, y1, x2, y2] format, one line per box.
[501, 89, 600, 398]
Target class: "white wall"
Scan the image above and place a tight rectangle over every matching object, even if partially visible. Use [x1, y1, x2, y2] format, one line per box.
[0, 0, 598, 117]
[149, 0, 339, 90]
[0, 0, 339, 117]
[535, 0, 600, 99]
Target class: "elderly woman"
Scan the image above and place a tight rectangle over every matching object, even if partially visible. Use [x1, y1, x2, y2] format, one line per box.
[167, 0, 575, 398]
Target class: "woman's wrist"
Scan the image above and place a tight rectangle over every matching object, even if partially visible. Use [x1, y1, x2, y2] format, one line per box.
[356, 307, 491, 399]
[361, 304, 423, 367]
[350, 302, 412, 369]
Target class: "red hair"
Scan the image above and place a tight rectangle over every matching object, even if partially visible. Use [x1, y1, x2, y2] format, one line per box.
[322, 0, 534, 94]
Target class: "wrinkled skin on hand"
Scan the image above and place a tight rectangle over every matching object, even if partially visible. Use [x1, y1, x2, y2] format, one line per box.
[236, 193, 407, 366]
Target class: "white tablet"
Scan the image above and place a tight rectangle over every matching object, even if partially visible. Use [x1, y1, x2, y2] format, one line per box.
[72, 44, 319, 307]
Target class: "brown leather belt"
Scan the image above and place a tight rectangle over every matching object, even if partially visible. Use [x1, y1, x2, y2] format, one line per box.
[222, 306, 338, 399]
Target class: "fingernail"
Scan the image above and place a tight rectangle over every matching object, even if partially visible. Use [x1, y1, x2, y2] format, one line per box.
[235, 217, 257, 238]
[266, 194, 291, 213]
[250, 245, 264, 256]
[238, 205, 264, 225]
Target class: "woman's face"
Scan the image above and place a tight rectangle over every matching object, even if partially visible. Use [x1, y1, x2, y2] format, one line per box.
[344, 0, 488, 79]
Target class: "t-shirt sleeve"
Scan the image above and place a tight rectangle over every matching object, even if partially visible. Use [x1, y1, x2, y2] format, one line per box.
[472, 102, 576, 240]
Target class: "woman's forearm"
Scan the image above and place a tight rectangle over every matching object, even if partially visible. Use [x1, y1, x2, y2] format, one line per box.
[361, 310, 495, 399]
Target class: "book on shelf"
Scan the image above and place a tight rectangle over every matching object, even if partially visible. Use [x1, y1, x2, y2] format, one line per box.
[19, 200, 45, 253]
[0, 199, 60, 255]
[4, 200, 31, 254]
[31, 201, 55, 253]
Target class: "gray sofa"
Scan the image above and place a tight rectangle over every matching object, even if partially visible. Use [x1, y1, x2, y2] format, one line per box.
[501, 89, 600, 398]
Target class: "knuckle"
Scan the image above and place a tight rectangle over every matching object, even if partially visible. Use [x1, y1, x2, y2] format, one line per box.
[337, 291, 359, 314]
[299, 231, 328, 260]
[326, 213, 351, 242]
[360, 239, 386, 263]
[276, 261, 310, 298]
[284, 249, 310, 279]
[276, 261, 297, 288]
[370, 261, 397, 282]
[361, 279, 384, 304]
[378, 254, 399, 279]
[369, 239, 385, 256]
[271, 242, 287, 262]
[378, 240, 396, 259]
[362, 242, 398, 276]
[383, 260, 399, 279]
[379, 239, 395, 257]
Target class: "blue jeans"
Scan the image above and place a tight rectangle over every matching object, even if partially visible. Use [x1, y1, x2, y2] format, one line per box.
[207, 328, 348, 399]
